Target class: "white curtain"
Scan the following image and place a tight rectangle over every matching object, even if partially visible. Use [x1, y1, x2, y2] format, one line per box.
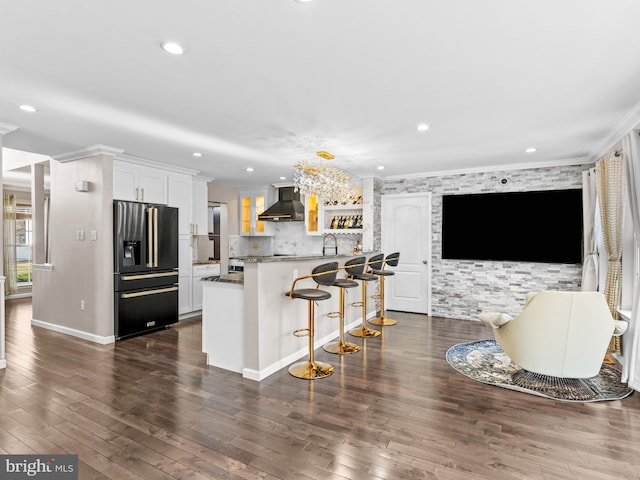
[3, 193, 17, 295]
[622, 130, 640, 390]
[581, 168, 599, 290]
[596, 151, 625, 355]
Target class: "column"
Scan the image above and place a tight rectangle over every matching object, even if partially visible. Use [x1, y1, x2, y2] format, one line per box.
[31, 163, 46, 264]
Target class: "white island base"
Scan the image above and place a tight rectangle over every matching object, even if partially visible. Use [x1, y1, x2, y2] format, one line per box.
[202, 280, 244, 374]
[202, 255, 378, 381]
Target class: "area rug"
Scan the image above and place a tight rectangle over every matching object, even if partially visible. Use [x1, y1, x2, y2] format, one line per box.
[446, 339, 634, 402]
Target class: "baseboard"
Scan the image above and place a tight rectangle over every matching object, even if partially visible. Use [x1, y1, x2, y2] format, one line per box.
[242, 313, 372, 382]
[6, 292, 32, 300]
[31, 318, 115, 345]
[179, 310, 202, 321]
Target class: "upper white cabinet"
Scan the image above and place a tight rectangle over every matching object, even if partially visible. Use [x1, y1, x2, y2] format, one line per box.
[113, 160, 168, 204]
[168, 174, 193, 236]
[239, 187, 275, 236]
[192, 179, 209, 236]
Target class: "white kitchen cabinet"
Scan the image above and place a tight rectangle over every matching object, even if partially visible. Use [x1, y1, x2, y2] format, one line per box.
[192, 179, 209, 235]
[177, 236, 192, 314]
[192, 263, 221, 311]
[168, 174, 193, 236]
[178, 275, 192, 316]
[113, 161, 168, 204]
[239, 187, 275, 236]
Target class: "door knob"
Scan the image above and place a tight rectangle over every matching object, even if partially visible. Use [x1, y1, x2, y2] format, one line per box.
[422, 260, 428, 264]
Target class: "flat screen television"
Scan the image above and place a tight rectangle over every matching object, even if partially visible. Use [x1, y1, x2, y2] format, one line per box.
[441, 189, 583, 263]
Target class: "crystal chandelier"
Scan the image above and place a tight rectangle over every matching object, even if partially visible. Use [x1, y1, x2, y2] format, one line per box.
[293, 151, 351, 203]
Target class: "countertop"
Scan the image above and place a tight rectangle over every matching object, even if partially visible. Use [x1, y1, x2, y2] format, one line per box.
[202, 273, 244, 284]
[232, 252, 373, 263]
[193, 260, 220, 266]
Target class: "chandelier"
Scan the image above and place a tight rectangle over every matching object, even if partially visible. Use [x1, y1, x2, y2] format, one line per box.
[293, 151, 351, 202]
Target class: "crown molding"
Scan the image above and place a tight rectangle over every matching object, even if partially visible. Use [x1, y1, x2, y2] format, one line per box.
[194, 174, 215, 182]
[114, 152, 200, 176]
[52, 145, 201, 176]
[0, 122, 19, 136]
[382, 156, 592, 182]
[589, 98, 640, 162]
[53, 144, 125, 162]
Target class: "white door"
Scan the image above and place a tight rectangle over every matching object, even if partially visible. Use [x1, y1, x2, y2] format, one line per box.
[381, 193, 431, 314]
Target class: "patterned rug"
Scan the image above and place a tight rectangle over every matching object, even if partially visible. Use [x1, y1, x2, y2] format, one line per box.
[446, 339, 634, 402]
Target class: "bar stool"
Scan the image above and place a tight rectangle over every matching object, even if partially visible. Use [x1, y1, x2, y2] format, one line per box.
[369, 252, 400, 326]
[323, 273, 360, 355]
[346, 256, 381, 338]
[286, 261, 338, 379]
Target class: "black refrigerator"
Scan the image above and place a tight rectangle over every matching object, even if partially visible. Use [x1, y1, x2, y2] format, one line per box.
[113, 200, 179, 340]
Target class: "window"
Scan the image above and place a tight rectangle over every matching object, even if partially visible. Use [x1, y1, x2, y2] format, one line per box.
[15, 203, 32, 285]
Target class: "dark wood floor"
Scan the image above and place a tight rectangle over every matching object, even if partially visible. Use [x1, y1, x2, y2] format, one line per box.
[1, 298, 639, 479]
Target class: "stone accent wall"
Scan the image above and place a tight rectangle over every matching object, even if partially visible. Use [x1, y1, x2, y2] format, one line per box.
[362, 177, 384, 252]
[372, 177, 383, 252]
[383, 163, 592, 321]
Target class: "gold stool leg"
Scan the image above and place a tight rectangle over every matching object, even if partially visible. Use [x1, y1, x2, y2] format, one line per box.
[349, 281, 381, 338]
[369, 275, 397, 326]
[324, 288, 360, 354]
[289, 300, 334, 379]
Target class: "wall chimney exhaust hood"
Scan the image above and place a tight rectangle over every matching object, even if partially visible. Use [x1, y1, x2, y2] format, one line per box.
[258, 186, 305, 221]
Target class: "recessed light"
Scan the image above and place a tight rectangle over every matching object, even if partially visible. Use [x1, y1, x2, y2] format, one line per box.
[377, 166, 385, 170]
[295, 0, 313, 3]
[246, 167, 254, 172]
[417, 123, 429, 132]
[161, 42, 184, 55]
[193, 152, 202, 157]
[19, 105, 37, 113]
[525, 147, 537, 153]
[279, 176, 286, 180]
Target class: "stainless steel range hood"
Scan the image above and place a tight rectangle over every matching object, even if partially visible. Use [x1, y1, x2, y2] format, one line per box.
[258, 186, 305, 222]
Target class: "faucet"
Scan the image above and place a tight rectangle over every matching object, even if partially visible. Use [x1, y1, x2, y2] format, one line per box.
[322, 233, 338, 256]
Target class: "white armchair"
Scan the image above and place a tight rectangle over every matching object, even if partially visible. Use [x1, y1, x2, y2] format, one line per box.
[481, 291, 628, 379]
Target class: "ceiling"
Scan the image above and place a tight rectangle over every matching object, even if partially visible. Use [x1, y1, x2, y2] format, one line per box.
[2, 1, 640, 188]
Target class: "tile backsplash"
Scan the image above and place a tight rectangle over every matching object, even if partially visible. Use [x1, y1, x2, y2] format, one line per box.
[229, 223, 361, 257]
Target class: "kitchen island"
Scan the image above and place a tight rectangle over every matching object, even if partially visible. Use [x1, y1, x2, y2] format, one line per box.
[202, 254, 378, 381]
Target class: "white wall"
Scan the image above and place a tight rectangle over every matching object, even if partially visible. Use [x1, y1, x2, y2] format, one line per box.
[208, 183, 238, 234]
[32, 154, 114, 341]
[208, 183, 239, 273]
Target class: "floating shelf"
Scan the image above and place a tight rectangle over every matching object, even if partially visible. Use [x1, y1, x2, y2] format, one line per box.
[323, 229, 363, 234]
[323, 204, 363, 211]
